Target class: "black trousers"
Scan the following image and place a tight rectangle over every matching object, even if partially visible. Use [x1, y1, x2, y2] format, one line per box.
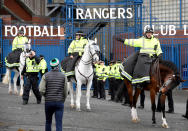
[109, 78, 117, 100]
[115, 80, 130, 103]
[109, 78, 115, 99]
[66, 55, 80, 73]
[92, 75, 98, 97]
[185, 99, 188, 116]
[61, 54, 80, 73]
[22, 75, 41, 102]
[140, 89, 145, 106]
[97, 80, 105, 99]
[157, 89, 174, 111]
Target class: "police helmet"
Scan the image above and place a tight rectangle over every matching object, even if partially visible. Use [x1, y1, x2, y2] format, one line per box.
[76, 31, 84, 36]
[144, 26, 154, 34]
[18, 29, 24, 34]
[50, 58, 59, 67]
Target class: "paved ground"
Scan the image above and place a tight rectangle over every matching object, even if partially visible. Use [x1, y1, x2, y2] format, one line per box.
[0, 83, 188, 131]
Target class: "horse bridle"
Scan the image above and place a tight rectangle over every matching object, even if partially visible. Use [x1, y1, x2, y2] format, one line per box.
[81, 43, 99, 65]
[78, 43, 99, 85]
[160, 74, 176, 94]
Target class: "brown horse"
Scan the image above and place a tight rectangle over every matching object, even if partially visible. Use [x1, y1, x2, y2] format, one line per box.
[122, 59, 184, 128]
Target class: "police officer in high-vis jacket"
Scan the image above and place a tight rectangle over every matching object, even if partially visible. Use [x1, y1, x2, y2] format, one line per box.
[39, 55, 48, 77]
[96, 61, 108, 99]
[12, 29, 28, 51]
[21, 50, 41, 105]
[63, 31, 88, 78]
[117, 26, 163, 88]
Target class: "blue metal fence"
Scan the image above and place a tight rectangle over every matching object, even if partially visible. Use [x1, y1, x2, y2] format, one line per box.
[0, 18, 2, 80]
[0, 1, 188, 89]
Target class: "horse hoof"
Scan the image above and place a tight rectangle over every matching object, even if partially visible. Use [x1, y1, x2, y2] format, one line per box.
[14, 91, 18, 95]
[9, 91, 12, 95]
[86, 106, 91, 110]
[87, 107, 91, 111]
[162, 124, 169, 128]
[70, 104, 75, 109]
[76, 108, 81, 112]
[132, 118, 140, 123]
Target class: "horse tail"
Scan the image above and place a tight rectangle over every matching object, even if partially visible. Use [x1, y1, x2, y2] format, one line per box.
[2, 70, 9, 84]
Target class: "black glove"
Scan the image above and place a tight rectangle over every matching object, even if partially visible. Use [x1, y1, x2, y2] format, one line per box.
[116, 37, 124, 43]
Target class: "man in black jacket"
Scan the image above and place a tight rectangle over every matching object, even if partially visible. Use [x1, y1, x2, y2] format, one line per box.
[39, 58, 67, 131]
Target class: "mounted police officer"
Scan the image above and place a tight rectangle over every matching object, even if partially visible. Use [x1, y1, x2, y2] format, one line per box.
[117, 26, 162, 89]
[12, 29, 28, 51]
[5, 29, 29, 68]
[61, 31, 88, 79]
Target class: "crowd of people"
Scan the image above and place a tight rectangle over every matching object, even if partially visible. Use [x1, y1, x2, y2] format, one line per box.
[4, 29, 188, 131]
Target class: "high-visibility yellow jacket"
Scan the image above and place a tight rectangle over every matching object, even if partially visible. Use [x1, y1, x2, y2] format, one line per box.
[114, 63, 123, 80]
[39, 59, 47, 74]
[26, 58, 40, 73]
[68, 37, 88, 56]
[96, 65, 108, 81]
[12, 36, 28, 51]
[124, 35, 162, 56]
[107, 64, 116, 78]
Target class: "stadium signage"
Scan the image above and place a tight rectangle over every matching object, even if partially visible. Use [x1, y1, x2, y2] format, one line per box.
[4, 25, 64, 37]
[76, 8, 133, 19]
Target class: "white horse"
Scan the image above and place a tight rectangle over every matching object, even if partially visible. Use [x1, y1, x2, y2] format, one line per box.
[68, 38, 100, 111]
[3, 41, 31, 96]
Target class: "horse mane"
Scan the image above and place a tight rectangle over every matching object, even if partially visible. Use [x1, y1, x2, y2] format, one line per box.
[159, 60, 179, 75]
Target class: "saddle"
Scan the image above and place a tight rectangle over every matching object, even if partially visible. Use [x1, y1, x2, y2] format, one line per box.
[5, 48, 23, 67]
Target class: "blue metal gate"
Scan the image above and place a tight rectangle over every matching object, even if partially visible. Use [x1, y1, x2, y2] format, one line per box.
[0, 18, 3, 80]
[0, 0, 188, 89]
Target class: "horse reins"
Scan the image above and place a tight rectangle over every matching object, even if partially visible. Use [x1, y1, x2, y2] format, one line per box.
[77, 43, 98, 85]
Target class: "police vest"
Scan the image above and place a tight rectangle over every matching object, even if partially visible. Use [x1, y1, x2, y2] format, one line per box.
[68, 37, 88, 56]
[39, 59, 47, 74]
[124, 36, 162, 56]
[12, 36, 28, 51]
[26, 58, 40, 72]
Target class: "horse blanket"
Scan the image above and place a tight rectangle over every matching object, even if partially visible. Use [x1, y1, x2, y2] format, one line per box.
[119, 51, 152, 84]
[5, 48, 23, 67]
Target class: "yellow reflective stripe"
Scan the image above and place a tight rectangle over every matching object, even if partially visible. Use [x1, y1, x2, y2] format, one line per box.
[65, 71, 74, 76]
[119, 64, 132, 81]
[142, 38, 145, 48]
[140, 50, 155, 54]
[132, 39, 135, 46]
[6, 63, 20, 67]
[132, 76, 150, 84]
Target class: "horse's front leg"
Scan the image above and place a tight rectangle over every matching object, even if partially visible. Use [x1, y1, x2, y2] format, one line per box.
[19, 75, 24, 96]
[13, 70, 19, 95]
[7, 69, 12, 94]
[124, 79, 133, 107]
[131, 87, 141, 123]
[68, 82, 75, 108]
[86, 80, 92, 110]
[160, 93, 169, 128]
[150, 88, 156, 124]
[76, 81, 82, 111]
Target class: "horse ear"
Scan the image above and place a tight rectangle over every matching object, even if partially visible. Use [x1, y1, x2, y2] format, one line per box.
[94, 38, 97, 43]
